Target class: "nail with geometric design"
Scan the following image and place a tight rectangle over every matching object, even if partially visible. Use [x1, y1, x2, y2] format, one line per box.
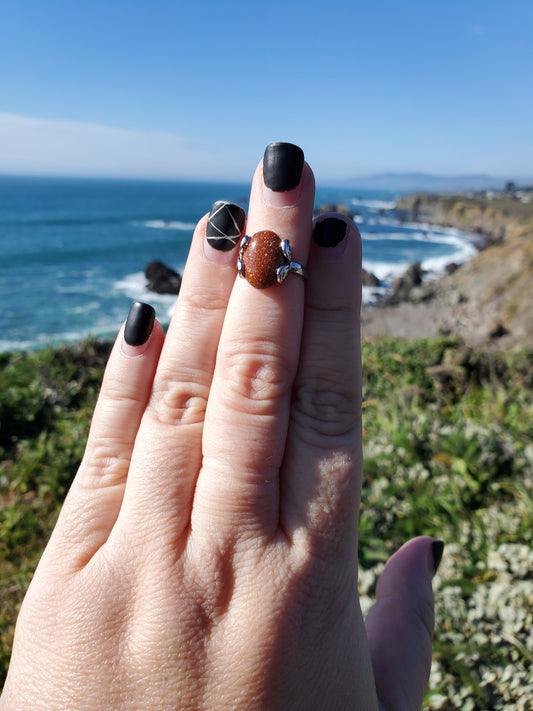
[206, 201, 247, 252]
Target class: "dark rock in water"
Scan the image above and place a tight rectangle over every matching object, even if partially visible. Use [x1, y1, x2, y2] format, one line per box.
[362, 268, 380, 287]
[145, 261, 182, 294]
[391, 262, 424, 301]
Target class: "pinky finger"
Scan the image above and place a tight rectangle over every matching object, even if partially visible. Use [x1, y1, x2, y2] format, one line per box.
[47, 302, 164, 569]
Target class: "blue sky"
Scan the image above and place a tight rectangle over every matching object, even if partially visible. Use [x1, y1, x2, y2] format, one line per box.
[0, 0, 531, 182]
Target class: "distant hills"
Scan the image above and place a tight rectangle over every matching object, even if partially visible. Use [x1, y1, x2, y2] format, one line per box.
[335, 172, 532, 192]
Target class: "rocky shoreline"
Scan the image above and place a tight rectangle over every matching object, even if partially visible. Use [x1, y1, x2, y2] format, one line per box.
[359, 193, 533, 349]
[140, 194, 533, 349]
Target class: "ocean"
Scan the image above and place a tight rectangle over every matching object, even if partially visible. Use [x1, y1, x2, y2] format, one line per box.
[0, 176, 479, 352]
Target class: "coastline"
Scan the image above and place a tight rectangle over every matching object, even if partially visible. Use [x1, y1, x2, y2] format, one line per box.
[2, 186, 531, 353]
[360, 192, 533, 349]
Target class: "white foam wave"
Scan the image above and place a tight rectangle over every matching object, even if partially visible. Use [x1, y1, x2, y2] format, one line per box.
[363, 260, 407, 282]
[114, 272, 177, 321]
[0, 338, 39, 351]
[421, 242, 477, 273]
[351, 198, 397, 210]
[0, 329, 96, 352]
[399, 220, 484, 246]
[133, 219, 196, 231]
[67, 301, 101, 315]
[363, 216, 399, 227]
[362, 285, 388, 305]
[362, 232, 417, 242]
[363, 236, 477, 285]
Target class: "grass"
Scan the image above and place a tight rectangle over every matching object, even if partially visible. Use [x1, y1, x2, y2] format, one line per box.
[1, 337, 532, 708]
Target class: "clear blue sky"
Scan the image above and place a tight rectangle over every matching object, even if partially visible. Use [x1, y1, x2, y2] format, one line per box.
[0, 0, 531, 182]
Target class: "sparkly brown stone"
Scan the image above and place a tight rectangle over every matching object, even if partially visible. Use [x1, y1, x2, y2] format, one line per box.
[240, 230, 287, 289]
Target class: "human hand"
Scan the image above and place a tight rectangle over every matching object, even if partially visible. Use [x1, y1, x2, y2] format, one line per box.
[1, 143, 441, 710]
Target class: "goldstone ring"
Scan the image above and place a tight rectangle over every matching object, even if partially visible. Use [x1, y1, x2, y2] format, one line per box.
[237, 231, 307, 289]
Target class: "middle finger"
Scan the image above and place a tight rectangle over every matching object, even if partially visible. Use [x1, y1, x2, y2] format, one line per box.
[193, 143, 315, 541]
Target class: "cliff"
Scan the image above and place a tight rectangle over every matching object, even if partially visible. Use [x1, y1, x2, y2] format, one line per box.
[363, 195, 533, 348]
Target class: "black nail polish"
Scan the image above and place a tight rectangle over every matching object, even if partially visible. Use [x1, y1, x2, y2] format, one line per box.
[263, 142, 304, 192]
[431, 540, 445, 575]
[124, 302, 155, 346]
[313, 217, 347, 248]
[206, 201, 246, 252]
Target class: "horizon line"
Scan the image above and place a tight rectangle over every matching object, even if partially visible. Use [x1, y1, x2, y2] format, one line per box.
[2, 170, 532, 186]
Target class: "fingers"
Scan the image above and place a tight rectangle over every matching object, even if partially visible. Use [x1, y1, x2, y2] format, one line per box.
[192, 143, 315, 539]
[365, 537, 443, 711]
[48, 303, 164, 568]
[116, 204, 246, 543]
[281, 215, 363, 558]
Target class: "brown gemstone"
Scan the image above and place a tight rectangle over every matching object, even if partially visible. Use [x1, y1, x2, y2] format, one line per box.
[240, 230, 287, 289]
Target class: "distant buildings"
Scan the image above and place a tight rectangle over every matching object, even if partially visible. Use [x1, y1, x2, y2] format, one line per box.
[478, 184, 533, 203]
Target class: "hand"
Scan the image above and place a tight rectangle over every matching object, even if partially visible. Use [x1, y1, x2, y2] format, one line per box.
[1, 143, 440, 710]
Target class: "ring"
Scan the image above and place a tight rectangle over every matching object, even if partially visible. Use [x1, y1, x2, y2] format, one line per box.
[237, 231, 307, 289]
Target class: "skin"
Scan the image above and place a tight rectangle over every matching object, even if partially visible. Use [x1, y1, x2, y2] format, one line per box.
[1, 155, 437, 711]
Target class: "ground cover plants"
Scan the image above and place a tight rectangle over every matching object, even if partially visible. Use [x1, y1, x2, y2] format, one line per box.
[1, 337, 532, 708]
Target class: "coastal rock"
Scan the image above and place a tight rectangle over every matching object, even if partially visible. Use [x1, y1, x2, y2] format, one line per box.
[395, 193, 518, 248]
[314, 203, 359, 219]
[145, 261, 182, 294]
[362, 269, 380, 287]
[488, 322, 509, 340]
[445, 262, 460, 275]
[390, 262, 424, 302]
[362, 192, 533, 348]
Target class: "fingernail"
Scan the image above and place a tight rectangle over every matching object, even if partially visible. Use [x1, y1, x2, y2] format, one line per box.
[431, 540, 445, 576]
[122, 301, 155, 354]
[262, 142, 304, 207]
[313, 217, 347, 248]
[204, 201, 246, 263]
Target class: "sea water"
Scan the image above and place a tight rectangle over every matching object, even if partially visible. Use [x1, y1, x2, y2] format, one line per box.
[0, 176, 478, 351]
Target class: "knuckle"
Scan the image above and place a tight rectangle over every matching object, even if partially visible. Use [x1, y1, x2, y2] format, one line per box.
[100, 383, 145, 407]
[80, 439, 131, 488]
[292, 374, 357, 439]
[179, 283, 228, 314]
[305, 299, 358, 325]
[222, 349, 293, 415]
[150, 381, 209, 427]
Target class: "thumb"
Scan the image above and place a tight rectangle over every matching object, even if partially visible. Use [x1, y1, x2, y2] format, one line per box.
[365, 536, 444, 711]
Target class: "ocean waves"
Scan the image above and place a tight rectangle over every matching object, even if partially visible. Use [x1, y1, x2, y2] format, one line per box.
[0, 177, 481, 351]
[134, 219, 196, 231]
[0, 215, 197, 230]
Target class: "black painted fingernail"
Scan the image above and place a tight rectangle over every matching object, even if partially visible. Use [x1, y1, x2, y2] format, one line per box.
[263, 142, 304, 192]
[124, 301, 155, 346]
[431, 540, 445, 575]
[206, 201, 246, 252]
[313, 217, 347, 248]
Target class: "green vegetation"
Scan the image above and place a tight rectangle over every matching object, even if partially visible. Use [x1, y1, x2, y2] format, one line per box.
[359, 338, 533, 709]
[1, 337, 532, 708]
